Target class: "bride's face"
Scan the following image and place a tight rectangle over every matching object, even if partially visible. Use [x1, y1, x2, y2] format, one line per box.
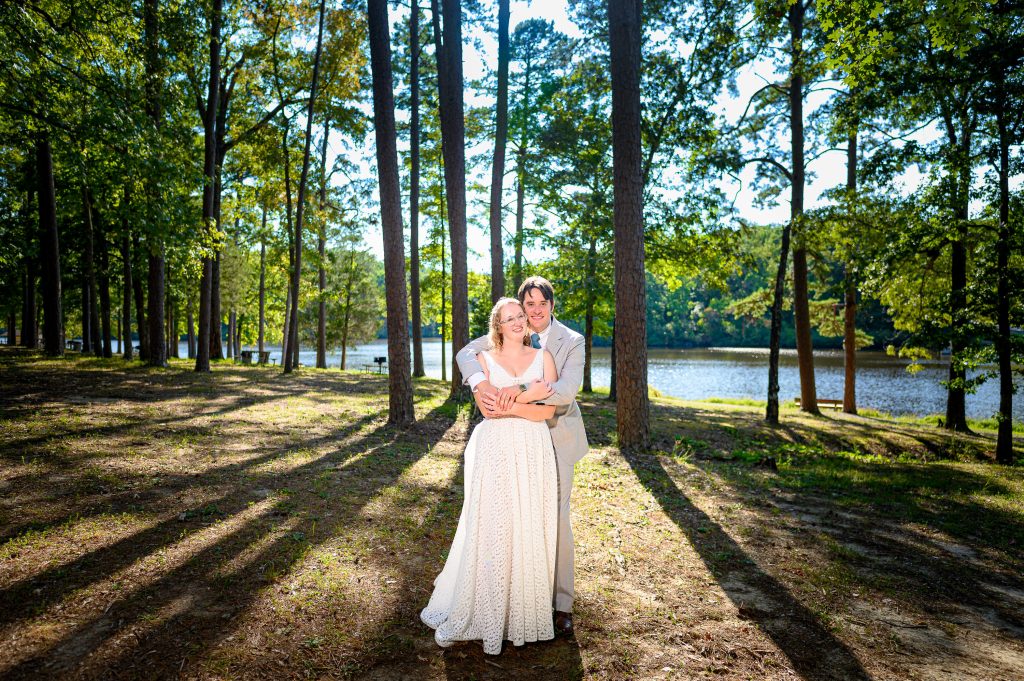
[498, 302, 528, 343]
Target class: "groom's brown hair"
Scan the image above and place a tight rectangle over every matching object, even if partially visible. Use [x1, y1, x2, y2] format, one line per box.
[517, 276, 554, 305]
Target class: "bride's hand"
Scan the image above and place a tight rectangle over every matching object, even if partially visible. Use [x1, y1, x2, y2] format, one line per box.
[518, 379, 552, 403]
[495, 386, 520, 411]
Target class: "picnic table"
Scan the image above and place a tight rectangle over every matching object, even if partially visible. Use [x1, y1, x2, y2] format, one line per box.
[794, 397, 843, 410]
[239, 350, 272, 365]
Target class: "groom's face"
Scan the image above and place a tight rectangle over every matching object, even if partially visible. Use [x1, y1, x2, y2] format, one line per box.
[522, 288, 553, 332]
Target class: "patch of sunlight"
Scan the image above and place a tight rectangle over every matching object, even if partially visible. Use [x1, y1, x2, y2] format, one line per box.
[0, 512, 151, 583]
[11, 496, 280, 647]
[360, 447, 463, 527]
[246, 448, 325, 475]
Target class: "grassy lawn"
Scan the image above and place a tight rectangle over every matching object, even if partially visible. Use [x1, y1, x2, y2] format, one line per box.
[1, 347, 1022, 680]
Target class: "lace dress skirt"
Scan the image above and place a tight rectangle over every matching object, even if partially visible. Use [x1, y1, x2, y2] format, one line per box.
[420, 390, 558, 654]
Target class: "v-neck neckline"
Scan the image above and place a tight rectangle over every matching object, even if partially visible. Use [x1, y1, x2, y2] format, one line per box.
[486, 348, 541, 378]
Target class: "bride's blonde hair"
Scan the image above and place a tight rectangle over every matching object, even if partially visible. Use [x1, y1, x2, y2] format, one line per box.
[488, 297, 531, 350]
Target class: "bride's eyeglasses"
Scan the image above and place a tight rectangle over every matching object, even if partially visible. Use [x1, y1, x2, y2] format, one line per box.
[499, 312, 527, 326]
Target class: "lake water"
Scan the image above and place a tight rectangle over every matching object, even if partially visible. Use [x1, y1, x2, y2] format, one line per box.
[171, 339, 1021, 421]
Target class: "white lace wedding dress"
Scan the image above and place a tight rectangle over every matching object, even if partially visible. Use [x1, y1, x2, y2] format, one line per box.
[420, 349, 558, 654]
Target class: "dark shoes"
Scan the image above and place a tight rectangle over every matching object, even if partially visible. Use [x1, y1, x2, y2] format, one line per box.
[553, 610, 573, 637]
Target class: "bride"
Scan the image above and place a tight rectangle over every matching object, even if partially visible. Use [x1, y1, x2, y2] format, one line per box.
[421, 297, 560, 655]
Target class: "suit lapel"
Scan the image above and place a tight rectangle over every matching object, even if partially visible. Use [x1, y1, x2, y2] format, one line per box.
[545, 317, 566, 359]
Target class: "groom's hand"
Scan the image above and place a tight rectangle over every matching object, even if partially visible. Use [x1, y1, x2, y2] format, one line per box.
[475, 380, 500, 417]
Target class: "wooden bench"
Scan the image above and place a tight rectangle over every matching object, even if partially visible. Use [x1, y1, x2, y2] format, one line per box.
[794, 398, 843, 410]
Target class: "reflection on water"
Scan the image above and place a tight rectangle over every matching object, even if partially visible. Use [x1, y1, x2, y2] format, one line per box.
[176, 340, 1021, 420]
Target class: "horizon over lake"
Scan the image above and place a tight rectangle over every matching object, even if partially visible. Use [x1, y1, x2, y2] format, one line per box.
[159, 338, 1021, 421]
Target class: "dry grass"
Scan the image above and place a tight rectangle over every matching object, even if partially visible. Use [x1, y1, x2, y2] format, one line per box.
[1, 347, 1022, 680]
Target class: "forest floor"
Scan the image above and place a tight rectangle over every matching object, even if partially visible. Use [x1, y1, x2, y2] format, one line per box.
[1, 347, 1023, 681]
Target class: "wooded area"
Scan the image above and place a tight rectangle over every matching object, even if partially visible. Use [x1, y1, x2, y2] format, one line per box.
[0, 0, 1021, 459]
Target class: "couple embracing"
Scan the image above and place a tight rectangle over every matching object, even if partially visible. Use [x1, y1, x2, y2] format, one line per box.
[420, 276, 589, 655]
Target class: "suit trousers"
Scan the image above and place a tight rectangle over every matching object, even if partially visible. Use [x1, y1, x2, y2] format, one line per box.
[554, 450, 575, 613]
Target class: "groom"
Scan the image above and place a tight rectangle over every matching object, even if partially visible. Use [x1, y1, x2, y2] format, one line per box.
[456, 276, 588, 636]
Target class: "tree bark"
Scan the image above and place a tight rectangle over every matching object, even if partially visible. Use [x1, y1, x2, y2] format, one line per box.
[82, 185, 99, 354]
[434, 0, 470, 397]
[608, 0, 649, 450]
[340, 249, 356, 370]
[843, 130, 858, 414]
[488, 0, 510, 303]
[513, 152, 526, 295]
[258, 233, 266, 356]
[132, 232, 149, 361]
[583, 234, 596, 392]
[97, 220, 112, 357]
[20, 174, 37, 348]
[187, 304, 195, 359]
[147, 246, 166, 366]
[789, 0, 817, 415]
[945, 140, 971, 432]
[37, 137, 63, 356]
[765, 222, 791, 423]
[281, 121, 295, 366]
[144, 0, 166, 368]
[21, 236, 38, 348]
[368, 0, 415, 425]
[284, 0, 327, 373]
[316, 118, 330, 369]
[410, 0, 425, 378]
[994, 68, 1013, 464]
[196, 0, 220, 373]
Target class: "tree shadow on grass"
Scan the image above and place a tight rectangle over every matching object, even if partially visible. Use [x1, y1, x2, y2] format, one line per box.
[623, 448, 873, 681]
[1, 405, 458, 680]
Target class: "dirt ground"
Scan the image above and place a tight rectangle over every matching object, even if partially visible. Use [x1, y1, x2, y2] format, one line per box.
[1, 348, 1023, 680]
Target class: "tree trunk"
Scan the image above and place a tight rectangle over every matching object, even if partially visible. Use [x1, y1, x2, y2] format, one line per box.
[765, 223, 791, 423]
[97, 222, 112, 357]
[368, 0, 415, 425]
[144, 0, 165, 368]
[37, 137, 63, 356]
[282, 285, 291, 360]
[945, 144, 971, 432]
[583, 234, 596, 392]
[228, 309, 236, 360]
[132, 232, 149, 361]
[20, 177, 37, 349]
[122, 233, 133, 360]
[147, 246, 166, 367]
[789, 0, 817, 415]
[166, 271, 177, 358]
[316, 118, 330, 370]
[488, 0, 510, 303]
[442, 227, 447, 383]
[994, 72, 1013, 464]
[187, 305, 195, 359]
[434, 0, 470, 397]
[340, 249, 355, 370]
[280, 120, 295, 366]
[210, 238, 222, 361]
[258, 234, 266, 356]
[843, 130, 858, 414]
[410, 0, 425, 378]
[609, 0, 648, 450]
[82, 186, 98, 353]
[513, 147, 526, 294]
[196, 0, 220, 373]
[284, 0, 326, 374]
[22, 252, 37, 348]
